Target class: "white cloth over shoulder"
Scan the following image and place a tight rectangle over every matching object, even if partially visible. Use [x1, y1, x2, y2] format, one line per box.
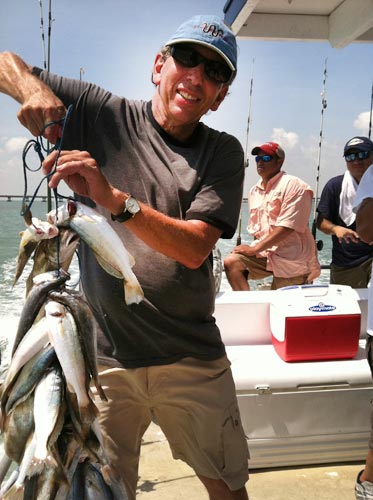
[353, 164, 373, 336]
[353, 164, 373, 213]
[339, 171, 358, 225]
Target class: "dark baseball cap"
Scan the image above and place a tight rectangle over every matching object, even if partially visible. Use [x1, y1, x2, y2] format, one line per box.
[343, 136, 373, 155]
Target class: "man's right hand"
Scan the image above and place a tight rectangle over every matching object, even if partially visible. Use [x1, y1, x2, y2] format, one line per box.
[0, 52, 66, 143]
[17, 90, 66, 144]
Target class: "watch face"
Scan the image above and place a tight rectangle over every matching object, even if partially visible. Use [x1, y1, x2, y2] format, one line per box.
[126, 197, 140, 214]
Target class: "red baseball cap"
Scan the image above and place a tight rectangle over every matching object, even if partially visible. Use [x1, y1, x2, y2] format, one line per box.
[251, 142, 285, 159]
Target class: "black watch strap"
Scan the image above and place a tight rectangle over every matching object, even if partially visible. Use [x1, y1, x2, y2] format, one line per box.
[111, 209, 133, 223]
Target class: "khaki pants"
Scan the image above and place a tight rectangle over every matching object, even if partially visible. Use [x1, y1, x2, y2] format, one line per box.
[92, 355, 249, 499]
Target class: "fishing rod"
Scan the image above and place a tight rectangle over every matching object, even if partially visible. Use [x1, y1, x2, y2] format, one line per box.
[236, 58, 255, 246]
[38, 0, 47, 70]
[47, 0, 52, 72]
[38, 0, 54, 210]
[369, 80, 373, 140]
[311, 58, 328, 252]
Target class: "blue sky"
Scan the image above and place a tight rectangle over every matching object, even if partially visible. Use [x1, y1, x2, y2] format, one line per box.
[0, 0, 372, 198]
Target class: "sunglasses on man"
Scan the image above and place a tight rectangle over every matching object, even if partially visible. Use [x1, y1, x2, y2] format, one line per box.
[170, 45, 234, 85]
[255, 155, 275, 163]
[345, 151, 371, 162]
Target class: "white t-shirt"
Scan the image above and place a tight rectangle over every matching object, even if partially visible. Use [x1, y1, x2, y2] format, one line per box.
[353, 164, 373, 335]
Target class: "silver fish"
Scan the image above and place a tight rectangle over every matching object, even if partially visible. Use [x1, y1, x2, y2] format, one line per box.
[3, 346, 56, 417]
[13, 208, 59, 287]
[25, 227, 79, 296]
[2, 318, 49, 398]
[3, 433, 36, 498]
[3, 393, 34, 464]
[48, 289, 107, 403]
[45, 300, 98, 423]
[11, 270, 69, 356]
[29, 366, 65, 475]
[48, 201, 144, 305]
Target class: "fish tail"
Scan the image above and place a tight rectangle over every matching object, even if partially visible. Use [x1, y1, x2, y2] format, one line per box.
[124, 281, 144, 305]
[27, 458, 45, 477]
[79, 397, 100, 424]
[94, 380, 108, 402]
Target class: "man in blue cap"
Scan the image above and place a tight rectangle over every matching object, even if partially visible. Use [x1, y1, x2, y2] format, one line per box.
[317, 136, 373, 287]
[0, 14, 249, 500]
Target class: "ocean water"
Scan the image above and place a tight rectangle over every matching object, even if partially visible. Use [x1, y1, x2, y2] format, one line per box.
[0, 199, 332, 320]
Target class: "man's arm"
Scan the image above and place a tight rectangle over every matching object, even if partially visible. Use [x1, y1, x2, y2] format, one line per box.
[1, 54, 226, 267]
[0, 51, 65, 143]
[232, 226, 293, 257]
[356, 198, 373, 244]
[317, 213, 360, 244]
[43, 150, 223, 269]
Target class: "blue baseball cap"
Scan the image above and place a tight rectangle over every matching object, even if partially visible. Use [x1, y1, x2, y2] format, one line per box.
[343, 136, 373, 155]
[165, 15, 237, 74]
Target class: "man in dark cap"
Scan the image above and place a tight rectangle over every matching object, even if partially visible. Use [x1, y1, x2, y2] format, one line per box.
[0, 14, 249, 500]
[317, 136, 373, 288]
[224, 141, 320, 290]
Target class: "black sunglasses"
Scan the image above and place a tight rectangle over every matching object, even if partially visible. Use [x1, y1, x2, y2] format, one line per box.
[345, 151, 370, 162]
[170, 45, 234, 85]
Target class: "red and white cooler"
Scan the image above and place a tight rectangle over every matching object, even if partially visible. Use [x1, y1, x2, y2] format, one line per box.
[270, 284, 361, 362]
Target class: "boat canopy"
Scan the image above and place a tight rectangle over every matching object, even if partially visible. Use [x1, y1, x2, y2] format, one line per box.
[223, 0, 373, 48]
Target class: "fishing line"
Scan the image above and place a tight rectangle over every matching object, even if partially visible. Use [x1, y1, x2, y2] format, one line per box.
[311, 58, 328, 252]
[20, 104, 73, 216]
[20, 104, 74, 273]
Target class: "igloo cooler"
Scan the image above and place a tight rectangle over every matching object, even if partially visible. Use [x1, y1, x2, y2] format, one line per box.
[270, 284, 361, 362]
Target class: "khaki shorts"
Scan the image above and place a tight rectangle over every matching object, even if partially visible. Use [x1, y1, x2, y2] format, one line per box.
[92, 355, 249, 499]
[238, 254, 309, 290]
[331, 258, 372, 288]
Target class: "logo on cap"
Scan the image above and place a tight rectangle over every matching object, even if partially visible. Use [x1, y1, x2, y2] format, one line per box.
[346, 138, 365, 147]
[201, 23, 224, 38]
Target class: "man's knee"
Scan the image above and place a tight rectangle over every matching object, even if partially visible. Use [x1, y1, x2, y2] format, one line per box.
[224, 253, 244, 273]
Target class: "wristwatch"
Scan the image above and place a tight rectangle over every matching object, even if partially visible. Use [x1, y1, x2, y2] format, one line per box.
[111, 195, 140, 223]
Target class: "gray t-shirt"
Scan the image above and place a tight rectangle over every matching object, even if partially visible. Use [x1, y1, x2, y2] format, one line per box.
[35, 69, 244, 367]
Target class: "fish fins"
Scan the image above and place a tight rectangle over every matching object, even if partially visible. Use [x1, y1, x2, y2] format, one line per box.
[94, 252, 144, 305]
[13, 240, 38, 287]
[124, 280, 144, 305]
[94, 252, 123, 279]
[92, 379, 108, 403]
[78, 396, 100, 425]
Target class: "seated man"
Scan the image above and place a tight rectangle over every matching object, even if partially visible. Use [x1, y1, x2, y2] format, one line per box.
[317, 136, 373, 288]
[224, 141, 320, 290]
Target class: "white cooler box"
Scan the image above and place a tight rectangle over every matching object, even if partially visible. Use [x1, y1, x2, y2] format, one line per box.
[270, 284, 361, 362]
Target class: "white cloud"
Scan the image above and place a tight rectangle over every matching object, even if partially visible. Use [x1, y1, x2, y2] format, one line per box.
[353, 111, 371, 135]
[271, 128, 299, 149]
[3, 136, 29, 153]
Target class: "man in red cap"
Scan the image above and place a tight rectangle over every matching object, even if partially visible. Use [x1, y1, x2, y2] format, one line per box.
[224, 141, 320, 290]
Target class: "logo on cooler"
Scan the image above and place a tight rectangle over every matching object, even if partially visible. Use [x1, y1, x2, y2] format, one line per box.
[309, 302, 336, 313]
